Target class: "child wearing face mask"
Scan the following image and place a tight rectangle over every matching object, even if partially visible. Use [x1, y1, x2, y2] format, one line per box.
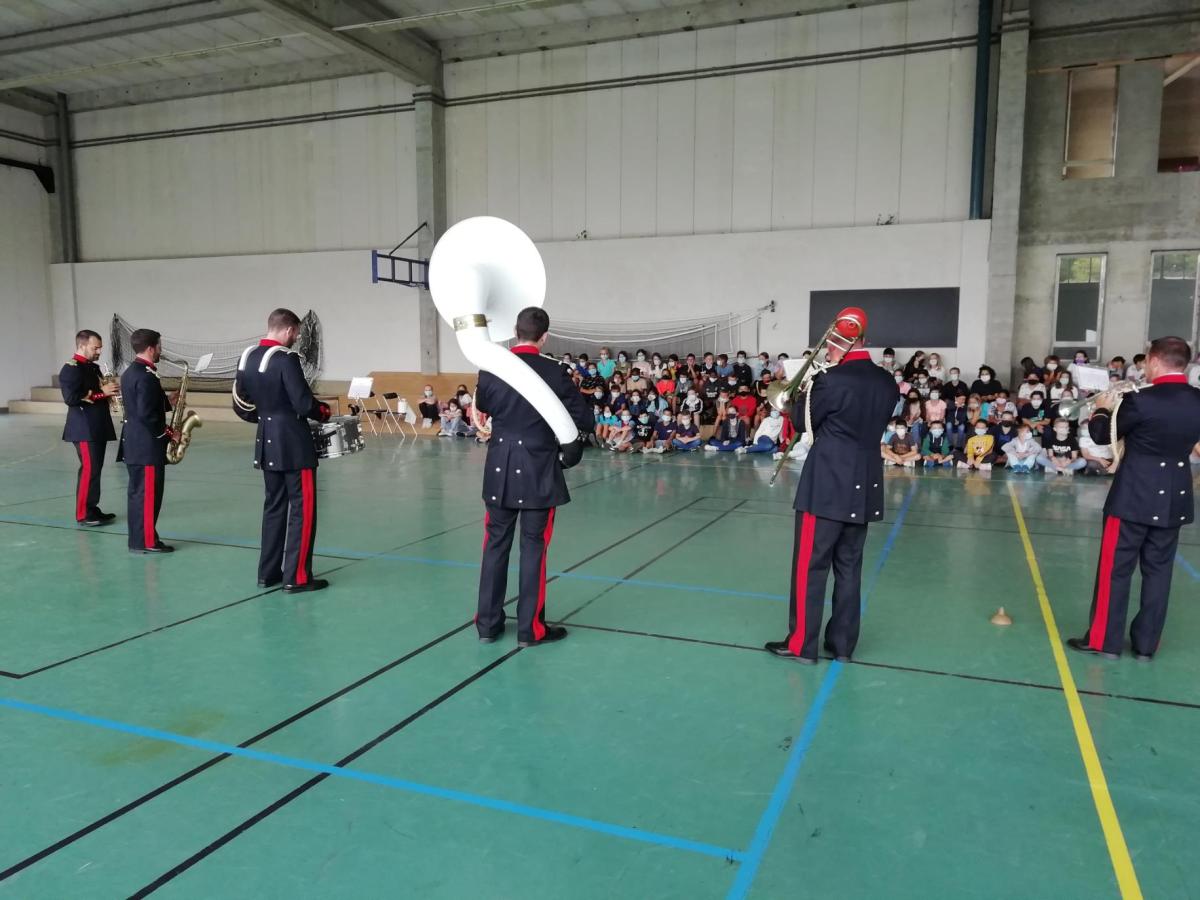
[902, 394, 925, 445]
[943, 367, 970, 403]
[645, 389, 669, 418]
[626, 391, 647, 418]
[1037, 418, 1085, 475]
[418, 384, 439, 428]
[732, 352, 754, 386]
[1041, 355, 1061, 385]
[596, 347, 616, 380]
[614, 350, 631, 376]
[1076, 413, 1115, 474]
[1067, 350, 1090, 385]
[730, 384, 758, 424]
[1125, 353, 1147, 385]
[879, 347, 898, 373]
[655, 370, 676, 409]
[680, 388, 703, 424]
[647, 410, 676, 453]
[991, 411, 1019, 465]
[739, 408, 786, 455]
[920, 421, 953, 467]
[632, 410, 656, 452]
[1049, 371, 1073, 401]
[649, 353, 664, 379]
[595, 404, 618, 442]
[970, 366, 1001, 402]
[882, 419, 920, 467]
[926, 353, 946, 382]
[715, 354, 733, 378]
[947, 394, 969, 450]
[606, 384, 626, 412]
[579, 363, 606, 395]
[924, 387, 946, 424]
[1018, 374, 1042, 400]
[606, 410, 635, 452]
[1001, 423, 1040, 472]
[705, 407, 749, 452]
[957, 421, 995, 471]
[672, 413, 701, 451]
[966, 394, 984, 425]
[987, 391, 1015, 424]
[1019, 390, 1048, 432]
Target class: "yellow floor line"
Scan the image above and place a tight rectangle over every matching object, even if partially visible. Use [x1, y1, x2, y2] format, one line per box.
[1007, 483, 1143, 900]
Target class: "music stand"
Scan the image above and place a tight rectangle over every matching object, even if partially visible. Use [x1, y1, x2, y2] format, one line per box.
[348, 377, 378, 435]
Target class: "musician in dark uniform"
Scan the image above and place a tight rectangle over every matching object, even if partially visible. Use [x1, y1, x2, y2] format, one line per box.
[119, 329, 175, 554]
[474, 307, 592, 647]
[60, 329, 118, 526]
[233, 308, 331, 593]
[1067, 336, 1200, 660]
[765, 312, 897, 664]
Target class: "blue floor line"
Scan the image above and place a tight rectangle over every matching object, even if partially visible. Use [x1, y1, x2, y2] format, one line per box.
[0, 696, 743, 863]
[725, 481, 918, 899]
[1176, 553, 1199, 581]
[0, 514, 789, 602]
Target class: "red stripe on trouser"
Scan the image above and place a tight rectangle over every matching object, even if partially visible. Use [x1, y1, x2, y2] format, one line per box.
[77, 443, 92, 521]
[475, 511, 490, 623]
[533, 508, 556, 641]
[1088, 515, 1122, 650]
[296, 469, 315, 586]
[143, 466, 156, 548]
[787, 513, 817, 656]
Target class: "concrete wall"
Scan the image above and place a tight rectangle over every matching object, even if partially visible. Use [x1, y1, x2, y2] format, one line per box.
[1014, 0, 1200, 367]
[0, 106, 55, 407]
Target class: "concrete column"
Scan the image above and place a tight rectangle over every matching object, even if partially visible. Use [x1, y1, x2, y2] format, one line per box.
[52, 92, 79, 264]
[1114, 62, 1163, 178]
[984, 1, 1031, 379]
[414, 87, 447, 375]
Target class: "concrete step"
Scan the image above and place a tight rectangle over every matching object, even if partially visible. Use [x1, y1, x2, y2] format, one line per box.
[8, 399, 244, 424]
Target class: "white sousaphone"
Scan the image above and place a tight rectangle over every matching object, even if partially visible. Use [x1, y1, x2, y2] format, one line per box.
[428, 217, 580, 452]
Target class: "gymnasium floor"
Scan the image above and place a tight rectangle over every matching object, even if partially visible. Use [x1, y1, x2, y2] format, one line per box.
[0, 415, 1197, 900]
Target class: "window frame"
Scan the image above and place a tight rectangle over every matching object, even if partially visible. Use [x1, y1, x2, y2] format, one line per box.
[1051, 252, 1107, 356]
[1145, 249, 1200, 348]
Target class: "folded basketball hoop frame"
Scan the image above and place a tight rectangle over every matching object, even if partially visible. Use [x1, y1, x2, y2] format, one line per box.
[371, 222, 430, 289]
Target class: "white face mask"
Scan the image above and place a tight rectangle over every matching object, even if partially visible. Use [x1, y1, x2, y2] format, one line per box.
[1055, 429, 1069, 439]
[883, 356, 894, 364]
[975, 429, 987, 436]
[930, 391, 940, 400]
[638, 415, 649, 423]
[949, 373, 960, 382]
[770, 410, 781, 419]
[737, 356, 746, 362]
[931, 429, 943, 437]
[662, 416, 671, 424]
[593, 391, 603, 398]
[1032, 398, 1042, 407]
[895, 374, 903, 383]
[895, 427, 907, 436]
[680, 418, 691, 427]
[423, 389, 432, 396]
[979, 374, 990, 383]
[631, 395, 640, 402]
[687, 392, 697, 400]
[621, 414, 631, 422]
[636, 354, 646, 361]
[1059, 377, 1069, 385]
[1046, 362, 1057, 370]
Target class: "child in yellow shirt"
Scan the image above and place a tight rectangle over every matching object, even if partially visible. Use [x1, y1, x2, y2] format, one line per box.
[957, 422, 995, 471]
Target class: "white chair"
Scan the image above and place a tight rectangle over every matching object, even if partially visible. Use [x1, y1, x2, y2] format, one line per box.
[394, 397, 419, 438]
[348, 376, 380, 436]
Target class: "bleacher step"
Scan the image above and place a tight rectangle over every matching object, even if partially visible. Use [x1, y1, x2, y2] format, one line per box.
[8, 399, 244, 424]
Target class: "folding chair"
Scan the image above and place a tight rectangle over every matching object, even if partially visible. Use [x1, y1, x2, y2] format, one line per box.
[393, 397, 419, 438]
[347, 377, 381, 435]
[380, 392, 406, 435]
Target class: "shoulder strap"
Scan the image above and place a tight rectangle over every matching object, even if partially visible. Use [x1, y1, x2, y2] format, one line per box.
[257, 345, 292, 373]
[237, 344, 256, 373]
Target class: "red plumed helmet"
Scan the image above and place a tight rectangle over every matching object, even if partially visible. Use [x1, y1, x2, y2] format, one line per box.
[835, 306, 867, 338]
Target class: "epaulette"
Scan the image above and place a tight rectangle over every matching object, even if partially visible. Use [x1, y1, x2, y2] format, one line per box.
[65, 359, 78, 367]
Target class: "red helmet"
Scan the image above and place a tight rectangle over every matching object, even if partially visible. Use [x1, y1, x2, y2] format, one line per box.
[835, 306, 867, 338]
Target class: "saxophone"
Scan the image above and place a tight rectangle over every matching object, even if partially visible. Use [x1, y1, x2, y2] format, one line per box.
[101, 364, 124, 424]
[165, 361, 203, 465]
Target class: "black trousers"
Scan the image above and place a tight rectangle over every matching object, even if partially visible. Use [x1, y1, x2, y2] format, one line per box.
[477, 505, 555, 642]
[1085, 515, 1180, 656]
[73, 441, 105, 521]
[261, 469, 318, 586]
[127, 464, 165, 550]
[786, 511, 869, 660]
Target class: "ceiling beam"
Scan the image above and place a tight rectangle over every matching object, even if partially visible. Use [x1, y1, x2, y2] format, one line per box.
[67, 54, 378, 111]
[0, 1, 253, 58]
[437, 0, 907, 61]
[0, 87, 57, 116]
[248, 0, 442, 87]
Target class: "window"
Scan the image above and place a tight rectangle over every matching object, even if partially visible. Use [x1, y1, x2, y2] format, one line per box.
[1053, 254, 1106, 357]
[1159, 55, 1200, 172]
[1148, 250, 1199, 346]
[1063, 67, 1117, 179]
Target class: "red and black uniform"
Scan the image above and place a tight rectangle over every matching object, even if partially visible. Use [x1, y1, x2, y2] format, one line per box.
[473, 346, 592, 644]
[60, 354, 117, 523]
[119, 358, 170, 551]
[233, 341, 328, 587]
[784, 349, 898, 660]
[1077, 374, 1200, 657]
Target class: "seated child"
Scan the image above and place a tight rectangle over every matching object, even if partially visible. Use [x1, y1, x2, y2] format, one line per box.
[672, 413, 701, 451]
[738, 408, 785, 454]
[1036, 418, 1086, 475]
[632, 412, 656, 452]
[920, 421, 953, 467]
[647, 411, 676, 453]
[883, 420, 920, 467]
[1077, 414, 1114, 475]
[705, 407, 748, 452]
[957, 421, 994, 470]
[418, 385, 439, 428]
[1001, 423, 1040, 472]
[730, 384, 758, 424]
[990, 411, 1019, 465]
[595, 404, 618, 442]
[946, 395, 969, 449]
[655, 373, 676, 408]
[438, 399, 472, 437]
[923, 388, 946, 427]
[606, 411, 634, 452]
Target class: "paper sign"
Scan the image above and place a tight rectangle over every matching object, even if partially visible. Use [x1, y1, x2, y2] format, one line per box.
[1073, 364, 1110, 392]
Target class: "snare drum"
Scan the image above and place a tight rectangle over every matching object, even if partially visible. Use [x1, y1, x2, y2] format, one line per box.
[311, 416, 366, 459]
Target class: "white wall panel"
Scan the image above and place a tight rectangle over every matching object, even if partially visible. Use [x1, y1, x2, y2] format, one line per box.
[812, 8, 862, 227]
[855, 4, 906, 225]
[0, 163, 54, 403]
[692, 27, 736, 234]
[518, 52, 553, 239]
[771, 17, 819, 231]
[730, 20, 776, 232]
[485, 56, 521, 226]
[446, 60, 489, 223]
[655, 32, 697, 236]
[899, 0, 954, 223]
[549, 47, 587, 240]
[619, 37, 659, 237]
[584, 43, 623, 238]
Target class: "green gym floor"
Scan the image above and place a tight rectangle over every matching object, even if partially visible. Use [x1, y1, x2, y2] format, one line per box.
[1, 416, 1197, 900]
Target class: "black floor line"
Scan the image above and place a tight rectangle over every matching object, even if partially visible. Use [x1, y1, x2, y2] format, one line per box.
[130, 650, 522, 897]
[564, 622, 1200, 711]
[0, 497, 704, 881]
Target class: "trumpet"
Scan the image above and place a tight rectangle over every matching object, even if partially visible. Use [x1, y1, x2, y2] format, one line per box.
[768, 307, 867, 485]
[100, 365, 124, 424]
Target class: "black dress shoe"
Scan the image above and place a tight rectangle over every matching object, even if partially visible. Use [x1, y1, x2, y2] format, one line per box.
[283, 579, 329, 594]
[518, 625, 568, 648]
[1065, 637, 1119, 660]
[764, 641, 817, 664]
[824, 644, 851, 663]
[96, 511, 116, 522]
[81, 516, 114, 527]
[257, 577, 282, 588]
[131, 543, 174, 554]
[1134, 652, 1153, 662]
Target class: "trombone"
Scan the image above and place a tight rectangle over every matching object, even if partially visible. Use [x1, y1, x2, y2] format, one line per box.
[767, 309, 867, 485]
[1057, 381, 1141, 472]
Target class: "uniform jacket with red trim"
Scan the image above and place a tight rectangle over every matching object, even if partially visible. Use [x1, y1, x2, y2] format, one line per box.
[234, 343, 324, 472]
[118, 359, 170, 465]
[1088, 379, 1200, 527]
[475, 349, 593, 510]
[60, 357, 116, 443]
[792, 356, 898, 524]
